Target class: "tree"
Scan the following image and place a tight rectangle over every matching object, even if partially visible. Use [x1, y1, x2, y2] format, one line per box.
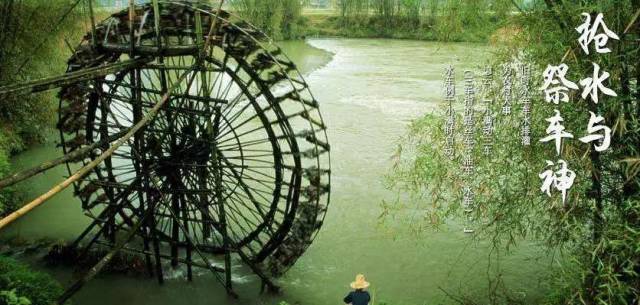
[384, 1, 640, 304]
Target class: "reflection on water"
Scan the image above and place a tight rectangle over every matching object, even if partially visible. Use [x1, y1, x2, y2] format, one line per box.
[2, 38, 550, 305]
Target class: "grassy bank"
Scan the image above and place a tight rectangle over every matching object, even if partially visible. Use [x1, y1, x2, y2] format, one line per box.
[300, 13, 504, 42]
[0, 256, 63, 305]
[310, 0, 518, 42]
[231, 1, 515, 42]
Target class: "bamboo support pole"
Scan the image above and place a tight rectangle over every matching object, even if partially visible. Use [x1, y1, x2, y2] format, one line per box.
[152, 0, 162, 42]
[0, 130, 128, 189]
[150, 0, 167, 285]
[0, 69, 193, 230]
[129, 0, 136, 56]
[0, 58, 149, 98]
[56, 195, 158, 305]
[87, 0, 97, 50]
[201, 0, 225, 58]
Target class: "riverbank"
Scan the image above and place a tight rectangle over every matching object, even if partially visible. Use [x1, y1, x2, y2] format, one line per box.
[0, 255, 63, 305]
[300, 13, 502, 43]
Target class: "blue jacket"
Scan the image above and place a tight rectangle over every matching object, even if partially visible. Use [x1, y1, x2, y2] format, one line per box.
[343, 290, 370, 305]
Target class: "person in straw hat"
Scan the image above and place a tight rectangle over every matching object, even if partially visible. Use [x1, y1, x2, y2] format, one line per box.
[343, 274, 371, 305]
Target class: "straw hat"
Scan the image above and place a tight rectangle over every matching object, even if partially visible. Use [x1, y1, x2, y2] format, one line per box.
[350, 274, 370, 289]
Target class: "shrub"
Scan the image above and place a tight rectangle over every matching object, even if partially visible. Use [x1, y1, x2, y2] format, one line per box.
[0, 256, 63, 305]
[0, 290, 31, 305]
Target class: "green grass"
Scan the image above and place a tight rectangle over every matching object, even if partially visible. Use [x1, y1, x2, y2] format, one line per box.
[299, 13, 502, 43]
[0, 256, 63, 305]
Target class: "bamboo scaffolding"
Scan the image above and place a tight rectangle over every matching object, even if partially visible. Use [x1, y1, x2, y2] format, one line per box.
[150, 0, 167, 284]
[56, 194, 159, 305]
[0, 69, 193, 230]
[203, 0, 225, 58]
[0, 129, 128, 189]
[0, 58, 149, 98]
[87, 0, 97, 50]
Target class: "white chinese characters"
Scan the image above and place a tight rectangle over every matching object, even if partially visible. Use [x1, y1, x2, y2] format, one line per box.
[580, 63, 617, 104]
[481, 67, 494, 155]
[576, 13, 620, 55]
[540, 110, 573, 155]
[541, 63, 578, 104]
[539, 160, 576, 205]
[520, 64, 532, 146]
[578, 111, 611, 152]
[444, 65, 456, 159]
[502, 63, 513, 114]
[538, 12, 618, 207]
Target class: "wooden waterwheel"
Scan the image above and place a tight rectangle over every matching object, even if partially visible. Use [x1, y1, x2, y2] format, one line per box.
[54, 0, 330, 295]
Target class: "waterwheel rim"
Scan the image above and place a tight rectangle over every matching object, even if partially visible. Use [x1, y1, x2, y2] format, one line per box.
[57, 1, 330, 278]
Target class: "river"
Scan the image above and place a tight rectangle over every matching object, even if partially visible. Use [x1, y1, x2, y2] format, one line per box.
[1, 38, 552, 305]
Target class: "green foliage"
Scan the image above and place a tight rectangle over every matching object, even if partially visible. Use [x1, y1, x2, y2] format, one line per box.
[328, 0, 513, 42]
[384, 0, 640, 304]
[0, 256, 63, 305]
[0, 123, 21, 217]
[231, 0, 519, 42]
[0, 0, 86, 215]
[0, 290, 31, 305]
[229, 0, 306, 40]
[0, 0, 84, 148]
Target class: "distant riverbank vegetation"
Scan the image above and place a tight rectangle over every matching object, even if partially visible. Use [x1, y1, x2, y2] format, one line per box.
[311, 0, 520, 42]
[229, 0, 306, 40]
[231, 0, 530, 42]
